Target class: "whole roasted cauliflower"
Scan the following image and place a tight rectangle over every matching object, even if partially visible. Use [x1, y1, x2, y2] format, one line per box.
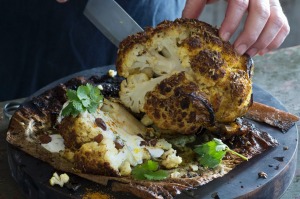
[116, 18, 253, 134]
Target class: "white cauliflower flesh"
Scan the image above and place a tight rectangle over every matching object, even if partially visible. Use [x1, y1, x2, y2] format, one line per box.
[58, 99, 181, 176]
[41, 134, 65, 153]
[119, 73, 165, 113]
[161, 149, 183, 169]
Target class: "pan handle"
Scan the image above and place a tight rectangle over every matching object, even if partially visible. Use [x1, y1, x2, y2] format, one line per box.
[3, 102, 21, 120]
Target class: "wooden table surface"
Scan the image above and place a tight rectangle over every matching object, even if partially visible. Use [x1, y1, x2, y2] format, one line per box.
[1, 45, 299, 199]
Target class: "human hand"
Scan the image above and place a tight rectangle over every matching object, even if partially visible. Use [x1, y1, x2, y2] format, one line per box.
[182, 0, 290, 57]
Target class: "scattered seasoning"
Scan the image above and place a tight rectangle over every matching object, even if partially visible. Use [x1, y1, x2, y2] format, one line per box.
[95, 118, 107, 131]
[241, 185, 244, 188]
[268, 164, 273, 168]
[283, 146, 289, 150]
[273, 156, 284, 162]
[274, 165, 280, 170]
[82, 191, 112, 199]
[258, 171, 268, 179]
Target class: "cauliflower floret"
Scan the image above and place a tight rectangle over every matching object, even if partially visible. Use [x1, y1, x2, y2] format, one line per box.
[119, 73, 165, 113]
[161, 149, 182, 169]
[140, 114, 153, 126]
[49, 172, 70, 187]
[119, 161, 132, 176]
[108, 69, 117, 77]
[116, 18, 253, 134]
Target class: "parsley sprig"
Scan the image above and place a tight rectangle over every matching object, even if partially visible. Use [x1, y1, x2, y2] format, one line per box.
[62, 83, 103, 117]
[132, 160, 168, 180]
[194, 138, 248, 168]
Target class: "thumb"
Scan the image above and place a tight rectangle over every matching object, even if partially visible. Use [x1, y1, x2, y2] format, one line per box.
[182, 0, 207, 19]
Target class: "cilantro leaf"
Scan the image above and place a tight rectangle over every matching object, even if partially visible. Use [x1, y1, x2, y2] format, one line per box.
[61, 83, 103, 117]
[194, 138, 248, 169]
[90, 86, 103, 102]
[66, 90, 79, 101]
[77, 85, 90, 100]
[132, 160, 168, 181]
[194, 139, 226, 168]
[72, 100, 84, 112]
[81, 98, 91, 108]
[87, 102, 98, 113]
[144, 170, 168, 180]
[61, 103, 74, 117]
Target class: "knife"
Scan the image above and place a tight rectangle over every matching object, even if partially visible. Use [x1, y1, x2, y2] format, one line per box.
[83, 0, 144, 47]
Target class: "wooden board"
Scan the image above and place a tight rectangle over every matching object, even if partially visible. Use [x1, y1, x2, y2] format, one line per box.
[6, 66, 298, 199]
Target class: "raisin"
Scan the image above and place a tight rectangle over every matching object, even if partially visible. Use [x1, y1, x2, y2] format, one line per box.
[95, 118, 107, 131]
[39, 134, 52, 144]
[94, 134, 103, 143]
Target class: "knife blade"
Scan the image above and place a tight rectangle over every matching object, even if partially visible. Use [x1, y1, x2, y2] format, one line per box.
[83, 0, 144, 47]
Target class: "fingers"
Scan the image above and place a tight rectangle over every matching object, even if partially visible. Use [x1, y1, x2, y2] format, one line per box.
[257, 2, 290, 55]
[219, 0, 250, 41]
[219, 0, 289, 57]
[182, 0, 208, 19]
[232, 0, 271, 55]
[258, 17, 290, 55]
[182, 0, 220, 18]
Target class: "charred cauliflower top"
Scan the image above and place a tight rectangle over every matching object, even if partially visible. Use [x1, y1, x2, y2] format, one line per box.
[116, 18, 253, 134]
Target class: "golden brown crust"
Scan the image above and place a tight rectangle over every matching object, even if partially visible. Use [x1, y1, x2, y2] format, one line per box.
[74, 143, 120, 176]
[144, 72, 214, 134]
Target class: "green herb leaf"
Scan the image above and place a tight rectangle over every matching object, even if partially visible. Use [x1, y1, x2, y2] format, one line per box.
[87, 102, 98, 113]
[81, 98, 91, 108]
[132, 160, 168, 181]
[61, 83, 103, 117]
[72, 100, 84, 112]
[66, 90, 79, 101]
[194, 138, 248, 169]
[194, 139, 226, 168]
[90, 86, 103, 102]
[144, 170, 169, 180]
[61, 103, 74, 117]
[77, 85, 90, 100]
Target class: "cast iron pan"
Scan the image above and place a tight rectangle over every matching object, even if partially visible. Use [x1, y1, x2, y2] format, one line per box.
[7, 65, 298, 199]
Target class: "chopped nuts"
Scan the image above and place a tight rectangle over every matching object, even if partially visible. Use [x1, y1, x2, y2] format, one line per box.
[39, 134, 52, 144]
